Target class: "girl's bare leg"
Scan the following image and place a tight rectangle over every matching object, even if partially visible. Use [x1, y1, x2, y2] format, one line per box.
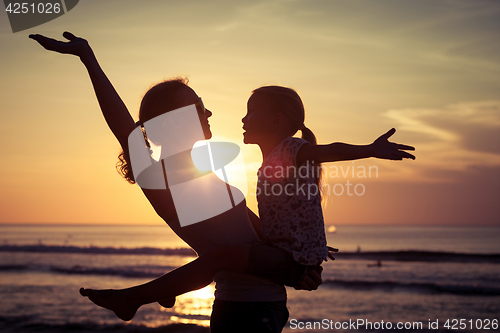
[80, 244, 250, 321]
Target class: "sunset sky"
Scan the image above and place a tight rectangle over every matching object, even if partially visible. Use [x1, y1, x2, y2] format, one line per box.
[0, 0, 499, 226]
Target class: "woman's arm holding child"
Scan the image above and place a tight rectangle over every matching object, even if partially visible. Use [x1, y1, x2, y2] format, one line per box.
[246, 208, 265, 241]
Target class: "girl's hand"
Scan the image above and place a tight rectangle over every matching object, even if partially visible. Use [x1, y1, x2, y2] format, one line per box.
[371, 128, 415, 160]
[327, 246, 338, 261]
[29, 32, 93, 61]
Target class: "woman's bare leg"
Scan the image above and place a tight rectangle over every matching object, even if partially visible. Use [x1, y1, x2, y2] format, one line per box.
[80, 244, 250, 321]
[158, 297, 176, 308]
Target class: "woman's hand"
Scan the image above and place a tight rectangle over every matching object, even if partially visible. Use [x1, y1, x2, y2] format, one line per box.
[370, 128, 416, 160]
[294, 266, 323, 291]
[30, 31, 135, 148]
[29, 31, 93, 61]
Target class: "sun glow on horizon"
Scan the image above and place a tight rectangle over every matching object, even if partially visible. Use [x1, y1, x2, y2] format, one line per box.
[163, 284, 215, 327]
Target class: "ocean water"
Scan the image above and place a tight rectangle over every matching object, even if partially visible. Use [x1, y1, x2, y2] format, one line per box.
[0, 224, 499, 333]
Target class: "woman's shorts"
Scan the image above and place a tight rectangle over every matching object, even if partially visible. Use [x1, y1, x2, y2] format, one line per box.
[242, 241, 320, 287]
[211, 299, 289, 333]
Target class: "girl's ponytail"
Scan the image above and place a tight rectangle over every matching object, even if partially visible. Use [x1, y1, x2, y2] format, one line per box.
[300, 124, 317, 145]
[301, 125, 324, 201]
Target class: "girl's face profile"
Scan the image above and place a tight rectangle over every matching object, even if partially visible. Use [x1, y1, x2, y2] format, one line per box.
[242, 94, 276, 144]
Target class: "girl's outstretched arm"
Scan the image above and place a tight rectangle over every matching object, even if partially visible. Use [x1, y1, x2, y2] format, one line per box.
[297, 128, 415, 164]
[30, 32, 135, 150]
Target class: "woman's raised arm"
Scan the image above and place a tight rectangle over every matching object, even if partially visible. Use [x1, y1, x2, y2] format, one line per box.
[30, 32, 135, 149]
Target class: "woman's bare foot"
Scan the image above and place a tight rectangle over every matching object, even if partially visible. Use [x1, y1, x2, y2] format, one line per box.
[158, 297, 176, 308]
[79, 287, 139, 321]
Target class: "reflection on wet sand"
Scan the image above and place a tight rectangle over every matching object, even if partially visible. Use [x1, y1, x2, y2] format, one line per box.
[161, 284, 215, 327]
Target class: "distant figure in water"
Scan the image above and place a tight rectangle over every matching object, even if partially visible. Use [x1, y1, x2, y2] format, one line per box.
[368, 260, 382, 267]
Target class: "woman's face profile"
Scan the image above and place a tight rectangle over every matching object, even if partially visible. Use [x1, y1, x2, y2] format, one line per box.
[196, 102, 212, 140]
[175, 88, 213, 140]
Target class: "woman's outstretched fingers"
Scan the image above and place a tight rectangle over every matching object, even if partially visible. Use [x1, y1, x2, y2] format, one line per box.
[63, 31, 77, 41]
[29, 34, 62, 52]
[30, 32, 91, 58]
[29, 34, 49, 47]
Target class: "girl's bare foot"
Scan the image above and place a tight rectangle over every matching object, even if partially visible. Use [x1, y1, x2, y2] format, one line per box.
[158, 297, 176, 308]
[79, 287, 139, 321]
